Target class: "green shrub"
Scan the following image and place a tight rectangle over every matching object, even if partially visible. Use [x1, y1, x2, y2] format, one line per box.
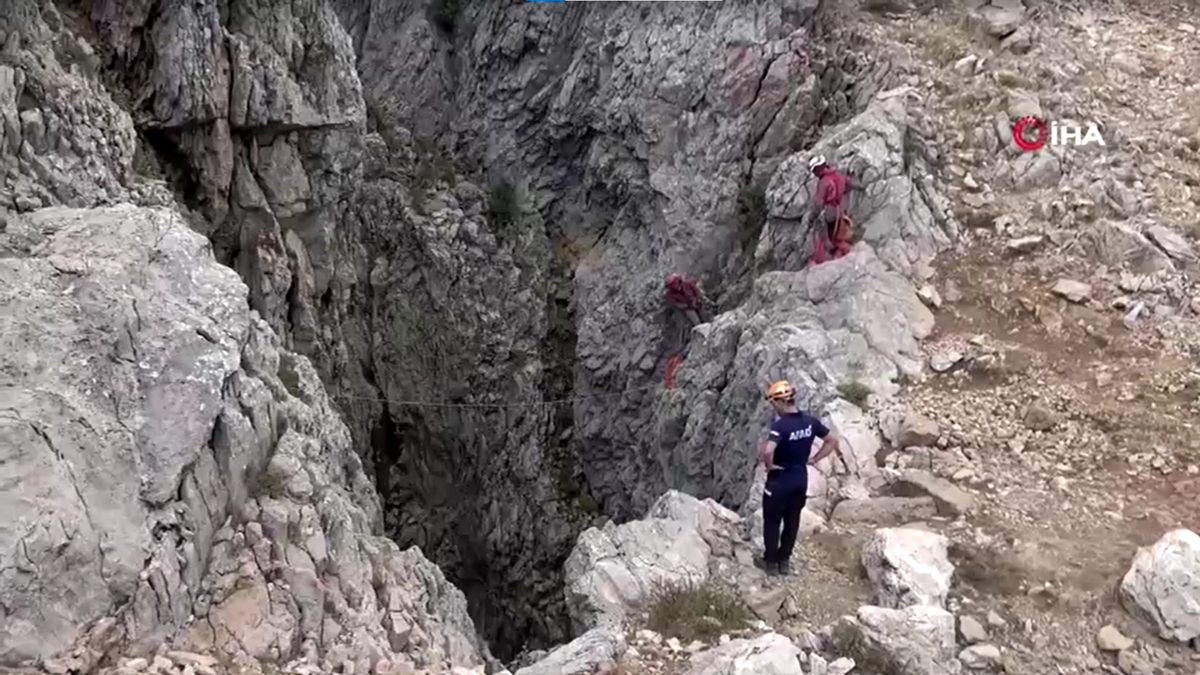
[836, 380, 872, 409]
[645, 580, 752, 643]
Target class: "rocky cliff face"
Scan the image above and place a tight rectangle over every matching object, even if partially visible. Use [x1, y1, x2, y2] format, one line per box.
[0, 206, 489, 673]
[0, 0, 910, 660]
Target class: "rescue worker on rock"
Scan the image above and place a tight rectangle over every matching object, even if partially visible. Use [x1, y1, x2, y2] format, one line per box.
[806, 155, 862, 265]
[660, 272, 709, 387]
[663, 272, 707, 328]
[755, 380, 840, 576]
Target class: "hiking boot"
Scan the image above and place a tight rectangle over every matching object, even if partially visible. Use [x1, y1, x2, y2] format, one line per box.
[778, 560, 793, 576]
[754, 557, 780, 575]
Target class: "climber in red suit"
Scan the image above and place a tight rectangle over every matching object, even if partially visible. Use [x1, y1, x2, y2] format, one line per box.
[663, 272, 706, 328]
[806, 155, 862, 266]
[662, 272, 709, 387]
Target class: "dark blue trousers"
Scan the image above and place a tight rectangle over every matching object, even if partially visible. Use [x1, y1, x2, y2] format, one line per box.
[762, 471, 807, 564]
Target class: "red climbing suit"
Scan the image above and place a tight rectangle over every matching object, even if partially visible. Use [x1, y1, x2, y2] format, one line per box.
[662, 273, 704, 389]
[808, 165, 854, 266]
[664, 273, 703, 312]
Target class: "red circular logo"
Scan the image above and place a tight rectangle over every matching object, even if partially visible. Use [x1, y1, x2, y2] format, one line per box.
[1011, 115, 1047, 151]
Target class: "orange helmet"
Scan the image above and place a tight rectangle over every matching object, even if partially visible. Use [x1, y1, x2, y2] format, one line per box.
[764, 380, 795, 402]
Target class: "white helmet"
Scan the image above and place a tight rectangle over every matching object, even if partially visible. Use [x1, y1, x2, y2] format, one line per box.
[808, 155, 827, 171]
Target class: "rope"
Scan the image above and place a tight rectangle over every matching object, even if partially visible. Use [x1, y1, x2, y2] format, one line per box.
[328, 381, 663, 409]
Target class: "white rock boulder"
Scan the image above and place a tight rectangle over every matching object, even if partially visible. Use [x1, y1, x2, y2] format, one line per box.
[1119, 529, 1200, 643]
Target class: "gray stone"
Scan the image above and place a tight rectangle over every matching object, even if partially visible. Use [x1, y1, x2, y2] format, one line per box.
[832, 605, 961, 675]
[1096, 625, 1134, 652]
[897, 412, 941, 449]
[862, 528, 955, 609]
[1081, 222, 1175, 274]
[1120, 529, 1200, 643]
[958, 644, 1001, 669]
[683, 633, 802, 675]
[1023, 401, 1060, 431]
[891, 470, 976, 517]
[661, 246, 934, 520]
[978, 1, 1026, 37]
[1051, 279, 1092, 303]
[1146, 225, 1196, 262]
[958, 616, 988, 644]
[513, 627, 625, 675]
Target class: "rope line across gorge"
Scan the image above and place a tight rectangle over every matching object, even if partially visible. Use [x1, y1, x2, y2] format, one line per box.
[328, 382, 663, 409]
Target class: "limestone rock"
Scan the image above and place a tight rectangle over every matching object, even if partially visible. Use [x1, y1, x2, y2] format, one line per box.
[0, 206, 488, 670]
[832, 605, 961, 675]
[958, 644, 1001, 669]
[1119, 529, 1200, 643]
[891, 470, 976, 517]
[1146, 225, 1196, 262]
[683, 633, 802, 675]
[1022, 402, 1059, 431]
[862, 528, 955, 609]
[513, 627, 626, 675]
[978, 0, 1026, 37]
[562, 503, 714, 631]
[958, 616, 988, 644]
[1081, 222, 1175, 274]
[898, 412, 941, 449]
[1096, 625, 1134, 652]
[1051, 279, 1092, 303]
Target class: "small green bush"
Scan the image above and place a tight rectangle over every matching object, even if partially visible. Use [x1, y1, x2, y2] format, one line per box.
[836, 380, 872, 409]
[645, 580, 752, 643]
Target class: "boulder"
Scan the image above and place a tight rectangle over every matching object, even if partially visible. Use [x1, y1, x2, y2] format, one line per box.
[897, 411, 940, 449]
[862, 528, 955, 609]
[513, 627, 625, 675]
[1146, 225, 1196, 262]
[977, 0, 1025, 37]
[890, 470, 976, 517]
[1081, 221, 1175, 274]
[683, 633, 802, 675]
[647, 491, 745, 559]
[832, 605, 961, 675]
[817, 399, 882, 479]
[958, 616, 988, 645]
[1095, 625, 1134, 652]
[563, 518, 710, 632]
[1119, 529, 1200, 643]
[958, 644, 1001, 669]
[1051, 279, 1091, 303]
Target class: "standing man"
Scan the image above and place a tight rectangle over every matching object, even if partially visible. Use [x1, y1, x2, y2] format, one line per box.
[806, 155, 862, 264]
[756, 380, 840, 576]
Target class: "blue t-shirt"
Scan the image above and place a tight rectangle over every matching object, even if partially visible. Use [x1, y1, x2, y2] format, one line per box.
[766, 411, 830, 483]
